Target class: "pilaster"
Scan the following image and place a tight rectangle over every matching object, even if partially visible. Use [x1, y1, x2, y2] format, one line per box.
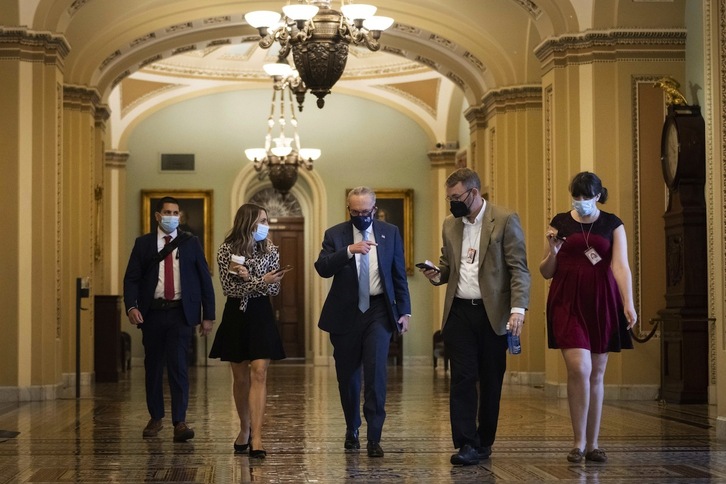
[62, 85, 104, 384]
[0, 28, 68, 399]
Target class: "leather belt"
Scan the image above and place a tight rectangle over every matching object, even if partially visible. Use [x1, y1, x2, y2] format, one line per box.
[454, 297, 483, 306]
[370, 294, 385, 301]
[150, 299, 182, 310]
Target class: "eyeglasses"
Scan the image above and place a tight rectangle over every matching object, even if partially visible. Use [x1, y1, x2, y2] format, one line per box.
[348, 207, 376, 217]
[445, 188, 473, 202]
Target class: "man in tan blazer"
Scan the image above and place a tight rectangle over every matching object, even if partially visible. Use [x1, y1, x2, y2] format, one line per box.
[421, 168, 530, 466]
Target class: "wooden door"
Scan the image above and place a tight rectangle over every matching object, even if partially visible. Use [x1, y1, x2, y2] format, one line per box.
[269, 216, 305, 358]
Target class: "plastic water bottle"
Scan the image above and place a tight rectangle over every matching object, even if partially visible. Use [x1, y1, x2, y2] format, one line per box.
[506, 324, 521, 355]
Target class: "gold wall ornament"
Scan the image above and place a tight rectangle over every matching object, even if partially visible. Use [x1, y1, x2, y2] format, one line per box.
[654, 76, 688, 107]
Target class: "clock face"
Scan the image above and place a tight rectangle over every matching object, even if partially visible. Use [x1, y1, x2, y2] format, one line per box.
[662, 120, 679, 186]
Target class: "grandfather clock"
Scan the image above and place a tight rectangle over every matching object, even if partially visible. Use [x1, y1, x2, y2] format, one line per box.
[658, 101, 708, 403]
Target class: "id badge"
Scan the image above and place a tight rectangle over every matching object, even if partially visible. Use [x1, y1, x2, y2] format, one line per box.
[584, 247, 602, 265]
[466, 247, 477, 264]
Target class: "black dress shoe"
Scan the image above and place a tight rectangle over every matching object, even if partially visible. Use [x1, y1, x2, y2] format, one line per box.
[249, 444, 266, 459]
[344, 429, 360, 450]
[367, 441, 384, 458]
[450, 444, 480, 466]
[478, 445, 492, 460]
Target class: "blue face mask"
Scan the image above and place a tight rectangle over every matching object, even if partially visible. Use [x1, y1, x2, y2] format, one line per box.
[253, 223, 269, 242]
[572, 197, 597, 217]
[351, 215, 373, 231]
[159, 215, 179, 233]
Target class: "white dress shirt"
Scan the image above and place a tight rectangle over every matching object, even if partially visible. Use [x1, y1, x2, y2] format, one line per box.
[349, 225, 383, 296]
[154, 228, 181, 300]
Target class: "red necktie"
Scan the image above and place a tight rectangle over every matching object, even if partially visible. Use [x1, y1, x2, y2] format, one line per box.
[163, 235, 175, 300]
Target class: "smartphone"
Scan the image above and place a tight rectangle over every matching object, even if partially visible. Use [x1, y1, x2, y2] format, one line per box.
[274, 265, 293, 274]
[415, 262, 440, 273]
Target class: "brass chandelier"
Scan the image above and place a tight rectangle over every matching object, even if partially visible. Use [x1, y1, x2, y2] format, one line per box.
[245, 1, 394, 108]
[245, 58, 321, 195]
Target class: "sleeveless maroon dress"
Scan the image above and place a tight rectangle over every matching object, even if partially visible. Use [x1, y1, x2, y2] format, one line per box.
[546, 211, 633, 353]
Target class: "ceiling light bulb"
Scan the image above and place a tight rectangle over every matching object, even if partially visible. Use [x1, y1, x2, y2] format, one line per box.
[245, 148, 267, 162]
[263, 62, 293, 77]
[244, 11, 282, 28]
[341, 4, 377, 21]
[299, 148, 321, 161]
[282, 4, 319, 21]
[363, 15, 394, 31]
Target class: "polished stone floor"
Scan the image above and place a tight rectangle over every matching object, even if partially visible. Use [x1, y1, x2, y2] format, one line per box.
[1, 363, 725, 483]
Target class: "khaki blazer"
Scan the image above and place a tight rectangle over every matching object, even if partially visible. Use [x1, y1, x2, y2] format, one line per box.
[435, 202, 530, 335]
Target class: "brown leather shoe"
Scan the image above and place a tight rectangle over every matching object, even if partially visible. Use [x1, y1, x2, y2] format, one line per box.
[142, 418, 163, 438]
[173, 422, 195, 442]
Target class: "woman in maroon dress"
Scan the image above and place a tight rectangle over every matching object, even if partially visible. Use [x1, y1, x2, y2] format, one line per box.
[539, 172, 637, 464]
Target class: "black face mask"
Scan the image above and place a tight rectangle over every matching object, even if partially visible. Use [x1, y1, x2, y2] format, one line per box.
[351, 215, 373, 231]
[449, 200, 470, 218]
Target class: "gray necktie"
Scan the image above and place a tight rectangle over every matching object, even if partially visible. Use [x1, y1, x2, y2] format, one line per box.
[358, 230, 369, 313]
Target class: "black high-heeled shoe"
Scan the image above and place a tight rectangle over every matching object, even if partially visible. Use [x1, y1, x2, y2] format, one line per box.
[249, 443, 267, 459]
[233, 431, 251, 454]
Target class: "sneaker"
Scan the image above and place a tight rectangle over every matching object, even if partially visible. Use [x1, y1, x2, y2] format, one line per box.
[142, 418, 163, 438]
[173, 422, 195, 442]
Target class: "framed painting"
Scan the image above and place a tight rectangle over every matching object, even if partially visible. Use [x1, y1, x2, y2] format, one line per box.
[141, 189, 214, 269]
[346, 188, 414, 275]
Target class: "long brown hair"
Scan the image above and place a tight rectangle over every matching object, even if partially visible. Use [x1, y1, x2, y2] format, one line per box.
[224, 203, 271, 257]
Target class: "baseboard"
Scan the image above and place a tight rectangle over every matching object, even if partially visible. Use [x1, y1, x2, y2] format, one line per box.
[505, 371, 545, 386]
[545, 381, 660, 400]
[0, 372, 95, 402]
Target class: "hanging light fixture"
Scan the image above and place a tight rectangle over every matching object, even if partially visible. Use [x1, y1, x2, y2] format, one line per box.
[245, 59, 321, 195]
[245, 1, 395, 109]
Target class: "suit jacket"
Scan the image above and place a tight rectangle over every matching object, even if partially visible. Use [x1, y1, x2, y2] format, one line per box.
[123, 231, 216, 325]
[435, 203, 530, 335]
[315, 220, 411, 334]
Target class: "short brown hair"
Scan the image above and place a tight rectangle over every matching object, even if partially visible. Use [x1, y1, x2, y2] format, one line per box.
[445, 168, 481, 191]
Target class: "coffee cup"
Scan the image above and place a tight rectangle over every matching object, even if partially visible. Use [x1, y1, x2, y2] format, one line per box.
[229, 254, 245, 274]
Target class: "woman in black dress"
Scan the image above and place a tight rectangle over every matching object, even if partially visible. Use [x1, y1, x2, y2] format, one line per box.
[209, 203, 287, 458]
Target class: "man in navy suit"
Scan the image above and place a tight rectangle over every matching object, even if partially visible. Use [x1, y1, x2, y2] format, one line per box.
[123, 196, 215, 442]
[315, 186, 411, 458]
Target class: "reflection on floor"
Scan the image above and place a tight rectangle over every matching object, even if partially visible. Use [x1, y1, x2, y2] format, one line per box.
[0, 363, 725, 483]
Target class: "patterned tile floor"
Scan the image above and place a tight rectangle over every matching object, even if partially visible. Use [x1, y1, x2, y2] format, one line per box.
[1, 363, 725, 483]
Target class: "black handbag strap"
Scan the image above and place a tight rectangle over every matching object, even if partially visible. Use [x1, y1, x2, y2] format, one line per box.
[153, 231, 193, 264]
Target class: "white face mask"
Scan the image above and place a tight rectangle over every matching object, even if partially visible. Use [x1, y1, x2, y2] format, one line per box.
[572, 197, 597, 217]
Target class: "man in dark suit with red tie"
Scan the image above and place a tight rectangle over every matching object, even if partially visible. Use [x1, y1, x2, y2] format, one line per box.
[123, 196, 215, 442]
[315, 186, 411, 458]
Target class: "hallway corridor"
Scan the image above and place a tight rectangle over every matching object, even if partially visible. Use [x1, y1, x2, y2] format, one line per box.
[0, 363, 724, 483]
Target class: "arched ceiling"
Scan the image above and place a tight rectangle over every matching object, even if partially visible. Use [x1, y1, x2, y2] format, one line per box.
[14, 0, 684, 149]
[27, 0, 584, 100]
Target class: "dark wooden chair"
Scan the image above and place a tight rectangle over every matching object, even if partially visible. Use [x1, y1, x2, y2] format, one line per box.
[433, 330, 448, 371]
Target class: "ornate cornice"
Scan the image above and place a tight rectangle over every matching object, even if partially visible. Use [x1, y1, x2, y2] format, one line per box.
[534, 29, 687, 73]
[481, 85, 542, 117]
[63, 85, 101, 112]
[0, 28, 70, 65]
[105, 150, 130, 169]
[465, 85, 542, 125]
[427, 149, 458, 167]
[464, 105, 487, 130]
[513, 0, 543, 20]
